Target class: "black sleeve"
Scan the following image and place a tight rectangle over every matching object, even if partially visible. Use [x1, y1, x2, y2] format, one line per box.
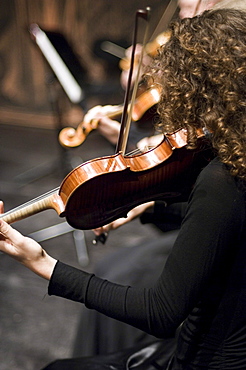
[48, 159, 245, 338]
[48, 261, 94, 302]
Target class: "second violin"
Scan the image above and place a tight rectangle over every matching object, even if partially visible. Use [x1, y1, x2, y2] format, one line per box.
[58, 83, 161, 148]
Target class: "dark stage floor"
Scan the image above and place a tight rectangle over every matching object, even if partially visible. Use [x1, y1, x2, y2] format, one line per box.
[0, 122, 160, 370]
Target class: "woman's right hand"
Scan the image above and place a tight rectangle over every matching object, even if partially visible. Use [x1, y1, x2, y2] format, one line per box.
[93, 201, 154, 238]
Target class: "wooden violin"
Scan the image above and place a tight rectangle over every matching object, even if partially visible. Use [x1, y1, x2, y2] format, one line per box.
[59, 83, 161, 148]
[1, 128, 213, 230]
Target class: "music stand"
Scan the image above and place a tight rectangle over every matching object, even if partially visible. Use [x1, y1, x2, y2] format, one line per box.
[20, 24, 89, 265]
[15, 24, 87, 186]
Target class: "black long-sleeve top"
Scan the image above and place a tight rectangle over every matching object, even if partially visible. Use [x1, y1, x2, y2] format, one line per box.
[48, 157, 246, 369]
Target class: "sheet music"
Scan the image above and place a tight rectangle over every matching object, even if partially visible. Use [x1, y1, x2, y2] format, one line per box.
[30, 24, 84, 104]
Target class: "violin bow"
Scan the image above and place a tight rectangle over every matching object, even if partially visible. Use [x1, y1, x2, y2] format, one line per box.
[116, 0, 180, 155]
[92, 9, 151, 246]
[116, 7, 151, 155]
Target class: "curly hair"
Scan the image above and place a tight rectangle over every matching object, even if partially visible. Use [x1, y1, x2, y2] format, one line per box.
[150, 8, 246, 181]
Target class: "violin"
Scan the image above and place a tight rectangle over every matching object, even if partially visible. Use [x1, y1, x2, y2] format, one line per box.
[59, 83, 161, 148]
[1, 128, 213, 230]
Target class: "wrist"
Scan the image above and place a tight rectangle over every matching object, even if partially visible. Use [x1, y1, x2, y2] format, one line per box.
[23, 249, 57, 280]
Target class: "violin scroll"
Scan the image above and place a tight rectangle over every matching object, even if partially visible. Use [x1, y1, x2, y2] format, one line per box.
[59, 118, 99, 148]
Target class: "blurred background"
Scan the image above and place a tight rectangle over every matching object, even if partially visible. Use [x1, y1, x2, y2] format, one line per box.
[0, 0, 173, 369]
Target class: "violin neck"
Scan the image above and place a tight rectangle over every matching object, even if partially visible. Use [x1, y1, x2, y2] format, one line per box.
[0, 190, 65, 225]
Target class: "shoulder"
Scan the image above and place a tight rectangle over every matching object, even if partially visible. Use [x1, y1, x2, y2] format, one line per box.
[183, 158, 246, 236]
[200, 157, 230, 178]
[197, 157, 238, 192]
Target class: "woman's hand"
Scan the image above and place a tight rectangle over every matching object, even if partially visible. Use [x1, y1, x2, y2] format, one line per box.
[0, 201, 57, 280]
[83, 105, 121, 145]
[93, 201, 154, 238]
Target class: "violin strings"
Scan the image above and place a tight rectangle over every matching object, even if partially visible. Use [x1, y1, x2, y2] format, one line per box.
[1, 187, 59, 217]
[125, 148, 141, 156]
[125, 145, 154, 157]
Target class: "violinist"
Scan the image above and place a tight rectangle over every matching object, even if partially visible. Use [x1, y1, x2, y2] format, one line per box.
[1, 8, 246, 370]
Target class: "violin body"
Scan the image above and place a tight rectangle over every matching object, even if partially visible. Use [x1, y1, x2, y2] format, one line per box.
[58, 130, 213, 229]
